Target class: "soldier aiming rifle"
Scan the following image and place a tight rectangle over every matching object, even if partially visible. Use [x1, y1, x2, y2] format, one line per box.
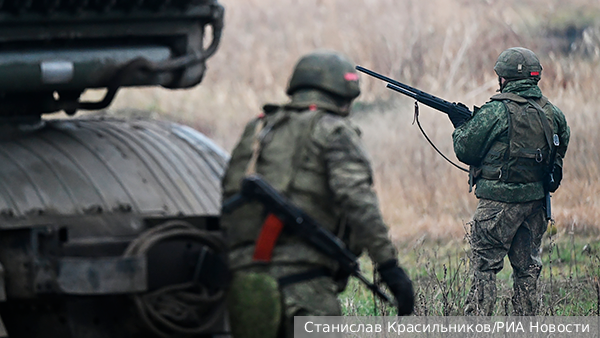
[358, 47, 570, 316]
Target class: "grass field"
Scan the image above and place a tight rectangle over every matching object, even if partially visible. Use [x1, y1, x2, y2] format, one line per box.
[342, 234, 600, 316]
[93, 0, 600, 315]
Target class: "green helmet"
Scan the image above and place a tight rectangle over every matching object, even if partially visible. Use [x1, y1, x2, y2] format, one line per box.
[494, 47, 542, 80]
[286, 50, 360, 100]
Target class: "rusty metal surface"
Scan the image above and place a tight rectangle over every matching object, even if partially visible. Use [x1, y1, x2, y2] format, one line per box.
[0, 117, 228, 226]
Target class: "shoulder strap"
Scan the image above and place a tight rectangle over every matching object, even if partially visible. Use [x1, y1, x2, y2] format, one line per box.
[245, 107, 323, 194]
[245, 106, 287, 176]
[245, 118, 266, 176]
[527, 98, 554, 151]
[284, 110, 324, 193]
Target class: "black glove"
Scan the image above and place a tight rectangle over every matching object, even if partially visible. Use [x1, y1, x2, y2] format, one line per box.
[447, 102, 471, 128]
[377, 260, 414, 316]
[548, 164, 562, 193]
[332, 268, 351, 293]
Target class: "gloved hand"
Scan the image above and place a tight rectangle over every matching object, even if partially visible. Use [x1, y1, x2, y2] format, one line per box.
[447, 102, 471, 128]
[377, 260, 414, 316]
[548, 164, 562, 193]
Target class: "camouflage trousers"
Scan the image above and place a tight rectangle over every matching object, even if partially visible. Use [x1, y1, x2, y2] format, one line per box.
[228, 264, 341, 338]
[465, 198, 546, 316]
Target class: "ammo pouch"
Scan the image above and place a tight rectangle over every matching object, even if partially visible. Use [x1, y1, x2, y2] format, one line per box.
[475, 93, 555, 184]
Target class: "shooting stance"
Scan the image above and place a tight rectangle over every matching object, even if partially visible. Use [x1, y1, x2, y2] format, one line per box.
[449, 47, 570, 315]
[221, 50, 414, 338]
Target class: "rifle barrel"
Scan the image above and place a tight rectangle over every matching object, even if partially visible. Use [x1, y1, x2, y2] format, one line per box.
[357, 65, 471, 119]
[356, 65, 402, 87]
[356, 65, 434, 100]
[387, 84, 417, 99]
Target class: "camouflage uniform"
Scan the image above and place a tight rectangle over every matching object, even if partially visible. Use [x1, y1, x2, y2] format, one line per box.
[452, 49, 570, 315]
[221, 51, 412, 338]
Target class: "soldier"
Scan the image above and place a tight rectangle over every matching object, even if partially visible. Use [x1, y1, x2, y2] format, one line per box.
[448, 47, 570, 315]
[221, 50, 414, 338]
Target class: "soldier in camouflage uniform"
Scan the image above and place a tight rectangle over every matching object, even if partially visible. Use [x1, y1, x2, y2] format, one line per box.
[448, 47, 570, 316]
[221, 50, 414, 338]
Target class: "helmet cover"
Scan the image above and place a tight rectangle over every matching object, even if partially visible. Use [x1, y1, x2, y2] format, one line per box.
[286, 50, 360, 99]
[494, 47, 542, 80]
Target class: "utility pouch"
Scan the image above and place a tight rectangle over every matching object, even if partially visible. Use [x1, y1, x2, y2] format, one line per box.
[468, 166, 482, 192]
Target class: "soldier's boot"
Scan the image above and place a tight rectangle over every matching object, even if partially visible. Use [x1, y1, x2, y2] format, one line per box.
[464, 271, 497, 316]
[512, 277, 539, 316]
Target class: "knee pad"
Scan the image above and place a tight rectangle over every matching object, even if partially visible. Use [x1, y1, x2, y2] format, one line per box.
[227, 272, 281, 338]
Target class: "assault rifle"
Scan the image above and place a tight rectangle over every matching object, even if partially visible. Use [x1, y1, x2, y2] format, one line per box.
[222, 175, 397, 307]
[355, 66, 472, 121]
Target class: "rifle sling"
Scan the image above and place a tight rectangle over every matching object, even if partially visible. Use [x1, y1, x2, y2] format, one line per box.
[245, 118, 266, 176]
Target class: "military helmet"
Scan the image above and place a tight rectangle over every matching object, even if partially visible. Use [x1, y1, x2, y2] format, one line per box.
[494, 47, 542, 80]
[286, 50, 360, 100]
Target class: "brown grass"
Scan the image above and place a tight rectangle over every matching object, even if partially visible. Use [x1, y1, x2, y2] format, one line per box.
[104, 0, 600, 241]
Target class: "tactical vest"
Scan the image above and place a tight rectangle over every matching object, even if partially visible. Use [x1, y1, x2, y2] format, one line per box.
[222, 105, 337, 254]
[476, 93, 555, 184]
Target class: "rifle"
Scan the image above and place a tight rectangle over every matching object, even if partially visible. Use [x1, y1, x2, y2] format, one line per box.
[545, 134, 560, 221]
[356, 65, 471, 172]
[356, 65, 473, 121]
[222, 175, 398, 308]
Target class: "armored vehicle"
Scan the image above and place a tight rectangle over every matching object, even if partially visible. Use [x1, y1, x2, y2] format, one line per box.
[0, 1, 230, 337]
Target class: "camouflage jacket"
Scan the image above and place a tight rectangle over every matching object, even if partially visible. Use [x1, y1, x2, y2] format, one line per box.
[452, 79, 570, 202]
[221, 90, 397, 271]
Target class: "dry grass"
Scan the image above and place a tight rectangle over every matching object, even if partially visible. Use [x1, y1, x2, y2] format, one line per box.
[104, 0, 600, 241]
[342, 235, 600, 316]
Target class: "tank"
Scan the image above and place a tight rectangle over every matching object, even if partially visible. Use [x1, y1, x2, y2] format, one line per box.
[0, 1, 229, 337]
